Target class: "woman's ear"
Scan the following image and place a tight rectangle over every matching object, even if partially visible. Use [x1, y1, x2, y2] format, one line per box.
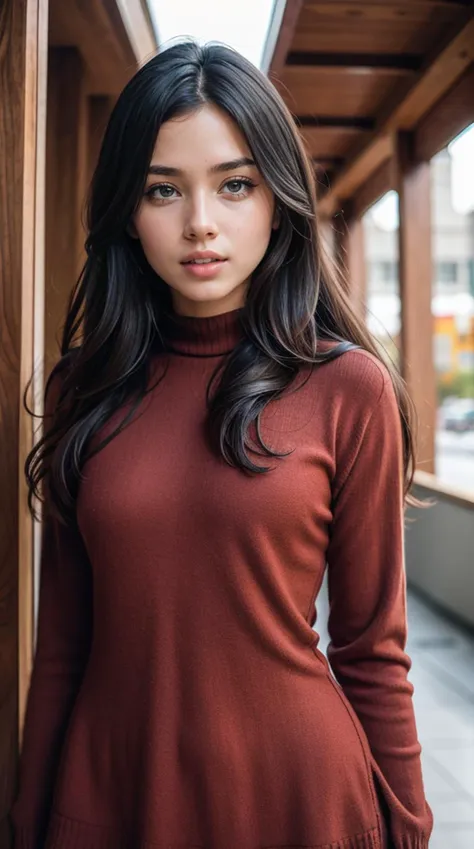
[127, 220, 139, 239]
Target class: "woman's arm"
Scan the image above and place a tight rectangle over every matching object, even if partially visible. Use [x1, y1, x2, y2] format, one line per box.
[325, 358, 434, 848]
[10, 367, 93, 849]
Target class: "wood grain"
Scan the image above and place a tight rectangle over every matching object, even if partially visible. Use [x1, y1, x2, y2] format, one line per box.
[276, 66, 402, 116]
[45, 48, 88, 379]
[318, 15, 474, 213]
[0, 0, 47, 843]
[294, 1, 471, 54]
[351, 159, 392, 218]
[395, 132, 437, 475]
[414, 61, 474, 162]
[267, 0, 305, 76]
[48, 0, 157, 95]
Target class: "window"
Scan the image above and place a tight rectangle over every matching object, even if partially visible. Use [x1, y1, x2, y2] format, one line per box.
[362, 192, 401, 369]
[381, 260, 398, 282]
[431, 134, 474, 495]
[369, 261, 398, 285]
[434, 334, 453, 373]
[436, 261, 458, 284]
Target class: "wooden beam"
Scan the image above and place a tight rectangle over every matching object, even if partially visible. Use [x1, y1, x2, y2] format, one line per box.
[414, 62, 474, 162]
[352, 160, 392, 219]
[0, 0, 48, 835]
[299, 126, 371, 160]
[277, 67, 403, 118]
[264, 0, 305, 76]
[297, 116, 375, 130]
[107, 0, 157, 65]
[287, 52, 422, 73]
[320, 135, 394, 215]
[390, 20, 474, 128]
[394, 132, 436, 475]
[305, 1, 472, 17]
[283, 64, 416, 79]
[319, 17, 474, 215]
[313, 157, 345, 167]
[49, 0, 132, 94]
[49, 0, 157, 96]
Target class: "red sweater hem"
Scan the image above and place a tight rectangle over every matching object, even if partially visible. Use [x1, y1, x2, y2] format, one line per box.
[14, 812, 429, 849]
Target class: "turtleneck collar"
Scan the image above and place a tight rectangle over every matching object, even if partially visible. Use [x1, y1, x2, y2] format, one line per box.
[160, 306, 246, 357]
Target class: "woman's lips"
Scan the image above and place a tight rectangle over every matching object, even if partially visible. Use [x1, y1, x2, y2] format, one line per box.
[181, 259, 228, 279]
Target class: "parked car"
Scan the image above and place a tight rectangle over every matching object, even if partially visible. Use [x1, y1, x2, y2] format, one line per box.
[443, 399, 474, 432]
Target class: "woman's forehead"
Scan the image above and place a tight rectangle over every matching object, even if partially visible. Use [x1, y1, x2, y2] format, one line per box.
[150, 104, 251, 169]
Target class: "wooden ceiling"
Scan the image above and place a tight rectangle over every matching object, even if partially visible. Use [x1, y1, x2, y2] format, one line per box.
[48, 0, 157, 95]
[266, 0, 474, 214]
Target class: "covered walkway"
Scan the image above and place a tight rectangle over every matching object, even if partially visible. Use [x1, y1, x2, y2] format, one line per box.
[1, 1, 473, 847]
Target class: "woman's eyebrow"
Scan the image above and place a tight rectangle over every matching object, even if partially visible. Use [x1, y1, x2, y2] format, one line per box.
[147, 157, 256, 177]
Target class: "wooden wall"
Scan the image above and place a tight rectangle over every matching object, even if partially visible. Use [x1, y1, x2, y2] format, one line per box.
[0, 0, 48, 843]
[44, 50, 114, 376]
[0, 7, 115, 845]
[0, 0, 150, 843]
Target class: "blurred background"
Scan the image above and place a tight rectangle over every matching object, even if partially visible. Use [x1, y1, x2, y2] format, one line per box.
[1, 1, 473, 847]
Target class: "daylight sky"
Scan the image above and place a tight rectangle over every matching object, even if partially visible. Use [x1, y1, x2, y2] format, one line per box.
[148, 0, 278, 69]
[448, 126, 474, 215]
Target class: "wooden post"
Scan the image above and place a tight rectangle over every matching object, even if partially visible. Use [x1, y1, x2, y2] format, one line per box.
[332, 208, 351, 295]
[45, 48, 89, 378]
[0, 0, 48, 842]
[334, 201, 367, 316]
[346, 216, 367, 319]
[393, 131, 436, 474]
[87, 96, 114, 188]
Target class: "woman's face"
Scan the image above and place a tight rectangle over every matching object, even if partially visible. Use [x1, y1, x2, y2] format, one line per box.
[131, 103, 279, 318]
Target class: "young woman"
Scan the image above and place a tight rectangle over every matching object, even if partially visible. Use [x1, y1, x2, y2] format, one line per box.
[11, 40, 433, 849]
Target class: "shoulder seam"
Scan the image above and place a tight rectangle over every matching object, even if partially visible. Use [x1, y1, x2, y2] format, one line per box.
[340, 347, 392, 395]
[331, 359, 389, 501]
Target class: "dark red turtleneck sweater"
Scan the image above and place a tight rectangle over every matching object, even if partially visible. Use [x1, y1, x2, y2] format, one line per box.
[11, 307, 433, 849]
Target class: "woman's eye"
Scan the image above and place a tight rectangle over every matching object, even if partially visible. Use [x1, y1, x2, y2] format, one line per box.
[145, 178, 256, 202]
[147, 184, 177, 201]
[223, 178, 255, 195]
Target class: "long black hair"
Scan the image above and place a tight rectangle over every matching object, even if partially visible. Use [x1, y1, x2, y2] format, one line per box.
[25, 39, 419, 524]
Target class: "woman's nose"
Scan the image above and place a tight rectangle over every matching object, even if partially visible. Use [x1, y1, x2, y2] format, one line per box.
[183, 194, 219, 240]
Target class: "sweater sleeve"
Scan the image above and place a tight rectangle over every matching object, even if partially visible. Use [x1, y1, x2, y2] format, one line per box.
[10, 367, 93, 849]
[325, 358, 434, 849]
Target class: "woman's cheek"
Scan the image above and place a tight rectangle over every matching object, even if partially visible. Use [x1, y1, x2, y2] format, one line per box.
[141, 219, 168, 257]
